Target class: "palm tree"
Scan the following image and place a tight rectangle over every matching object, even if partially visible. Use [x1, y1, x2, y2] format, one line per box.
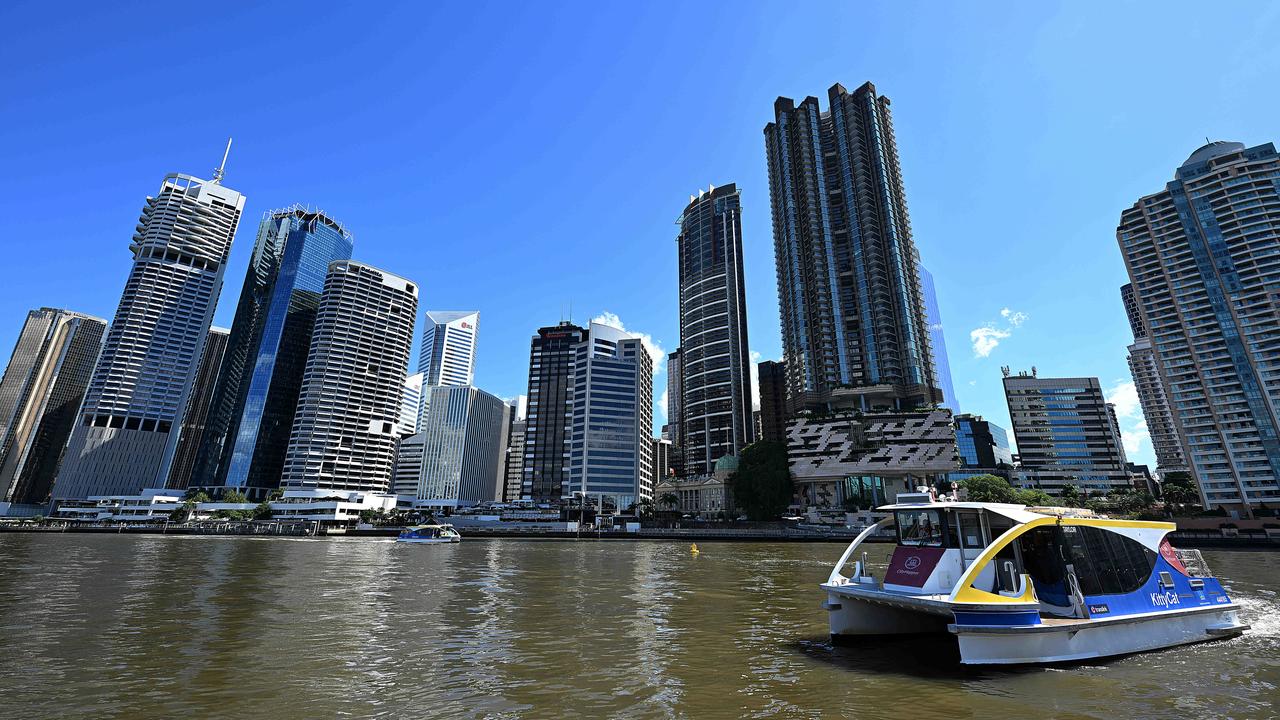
[658, 492, 679, 512]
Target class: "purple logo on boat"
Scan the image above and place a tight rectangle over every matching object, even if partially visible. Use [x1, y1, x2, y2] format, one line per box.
[904, 556, 922, 570]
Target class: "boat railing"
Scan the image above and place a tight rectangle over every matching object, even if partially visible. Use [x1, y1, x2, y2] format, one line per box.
[1175, 548, 1212, 577]
[827, 516, 894, 585]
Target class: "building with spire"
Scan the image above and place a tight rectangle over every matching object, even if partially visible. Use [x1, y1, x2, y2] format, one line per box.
[54, 170, 244, 500]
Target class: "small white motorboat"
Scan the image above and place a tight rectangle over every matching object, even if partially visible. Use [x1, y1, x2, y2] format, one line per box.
[396, 524, 462, 544]
[822, 490, 1248, 664]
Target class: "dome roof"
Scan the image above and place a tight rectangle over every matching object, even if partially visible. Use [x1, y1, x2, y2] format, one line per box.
[714, 454, 739, 472]
[1181, 141, 1245, 169]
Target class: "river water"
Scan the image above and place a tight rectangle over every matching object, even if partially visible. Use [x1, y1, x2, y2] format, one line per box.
[0, 534, 1275, 719]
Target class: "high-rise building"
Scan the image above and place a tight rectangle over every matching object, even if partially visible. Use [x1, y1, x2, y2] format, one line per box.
[1122, 286, 1188, 475]
[952, 414, 1012, 470]
[391, 432, 426, 498]
[1119, 141, 1280, 513]
[1001, 370, 1130, 494]
[408, 385, 510, 508]
[419, 311, 478, 388]
[765, 82, 939, 413]
[567, 321, 654, 510]
[280, 261, 417, 493]
[676, 184, 754, 475]
[522, 321, 586, 503]
[650, 437, 672, 484]
[757, 360, 788, 444]
[165, 327, 229, 490]
[54, 172, 244, 500]
[400, 372, 424, 437]
[190, 206, 353, 498]
[0, 309, 106, 508]
[921, 267, 958, 412]
[666, 347, 683, 472]
[502, 417, 527, 502]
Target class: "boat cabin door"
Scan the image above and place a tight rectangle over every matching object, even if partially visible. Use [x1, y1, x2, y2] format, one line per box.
[953, 510, 987, 569]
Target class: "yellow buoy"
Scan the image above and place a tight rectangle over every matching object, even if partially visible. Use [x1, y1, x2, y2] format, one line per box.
[690, 543, 700, 555]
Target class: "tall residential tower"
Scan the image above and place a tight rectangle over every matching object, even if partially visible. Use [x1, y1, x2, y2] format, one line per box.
[764, 82, 939, 413]
[1119, 283, 1187, 478]
[1118, 141, 1280, 512]
[676, 184, 753, 474]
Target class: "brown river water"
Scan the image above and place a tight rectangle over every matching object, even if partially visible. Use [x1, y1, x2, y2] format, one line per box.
[0, 534, 1276, 719]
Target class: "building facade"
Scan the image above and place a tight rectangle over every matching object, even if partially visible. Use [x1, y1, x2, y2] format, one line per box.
[190, 207, 354, 498]
[280, 260, 418, 493]
[502, 417, 527, 502]
[54, 173, 244, 500]
[419, 311, 478, 388]
[522, 322, 586, 503]
[676, 184, 754, 475]
[950, 413, 1013, 481]
[1118, 141, 1280, 512]
[566, 322, 654, 511]
[921, 267, 958, 412]
[650, 436, 672, 484]
[0, 309, 107, 507]
[665, 347, 683, 473]
[165, 327, 229, 490]
[400, 372, 424, 437]
[407, 385, 510, 508]
[765, 81, 939, 414]
[1001, 370, 1130, 494]
[1122, 279, 1192, 479]
[757, 360, 788, 444]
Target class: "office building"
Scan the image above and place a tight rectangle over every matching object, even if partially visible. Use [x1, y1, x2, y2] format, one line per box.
[765, 81, 940, 413]
[54, 172, 244, 500]
[280, 261, 417, 493]
[400, 372, 424, 437]
[921, 267, 958, 411]
[1001, 369, 1130, 494]
[0, 309, 106, 508]
[1118, 141, 1280, 512]
[757, 360, 788, 444]
[1120, 283, 1189, 478]
[566, 321, 654, 510]
[949, 413, 1013, 483]
[419, 311, 478, 388]
[522, 321, 586, 503]
[676, 183, 754, 475]
[408, 385, 510, 508]
[391, 431, 426, 498]
[165, 327, 229, 490]
[502, 417, 527, 502]
[666, 347, 683, 472]
[190, 206, 354, 498]
[651, 437, 672, 484]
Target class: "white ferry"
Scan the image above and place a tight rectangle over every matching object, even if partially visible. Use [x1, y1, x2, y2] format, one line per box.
[822, 491, 1248, 664]
[396, 524, 462, 544]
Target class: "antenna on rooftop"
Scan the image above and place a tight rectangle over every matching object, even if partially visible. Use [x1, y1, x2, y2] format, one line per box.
[212, 138, 233, 184]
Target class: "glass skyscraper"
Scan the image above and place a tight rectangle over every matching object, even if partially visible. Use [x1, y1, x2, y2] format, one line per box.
[920, 267, 958, 412]
[764, 82, 939, 413]
[192, 206, 353, 498]
[1118, 141, 1280, 513]
[54, 173, 244, 501]
[165, 327, 229, 490]
[522, 321, 586, 503]
[676, 183, 753, 475]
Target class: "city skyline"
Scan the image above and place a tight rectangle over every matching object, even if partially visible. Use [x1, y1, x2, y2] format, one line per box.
[6, 5, 1280, 472]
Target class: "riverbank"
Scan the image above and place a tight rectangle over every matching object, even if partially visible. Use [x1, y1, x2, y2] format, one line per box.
[1, 521, 1277, 548]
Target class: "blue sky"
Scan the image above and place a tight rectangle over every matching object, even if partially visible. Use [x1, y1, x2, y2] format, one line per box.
[3, 2, 1280, 469]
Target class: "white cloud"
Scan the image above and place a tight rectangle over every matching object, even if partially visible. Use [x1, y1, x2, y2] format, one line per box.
[970, 326, 1011, 358]
[1106, 379, 1150, 457]
[658, 388, 669, 423]
[968, 379, 977, 387]
[1000, 308, 1029, 328]
[970, 308, 1030, 358]
[591, 311, 665, 375]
